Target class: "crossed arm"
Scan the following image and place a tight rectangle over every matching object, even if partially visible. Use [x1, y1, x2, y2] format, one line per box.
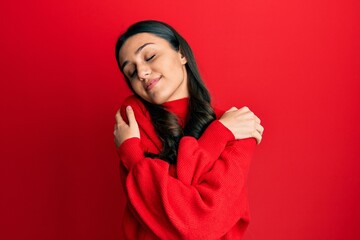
[113, 100, 264, 239]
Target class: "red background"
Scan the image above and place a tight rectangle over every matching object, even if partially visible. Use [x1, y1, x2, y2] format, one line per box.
[1, 0, 359, 239]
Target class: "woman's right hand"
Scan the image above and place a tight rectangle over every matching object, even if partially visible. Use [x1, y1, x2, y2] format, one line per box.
[219, 106, 264, 144]
[114, 106, 140, 148]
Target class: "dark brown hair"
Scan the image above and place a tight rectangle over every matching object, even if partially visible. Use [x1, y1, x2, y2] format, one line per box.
[115, 20, 215, 164]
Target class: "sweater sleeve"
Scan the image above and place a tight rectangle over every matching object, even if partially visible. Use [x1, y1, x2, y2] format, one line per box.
[118, 119, 235, 177]
[117, 96, 235, 174]
[123, 137, 256, 240]
[117, 96, 257, 239]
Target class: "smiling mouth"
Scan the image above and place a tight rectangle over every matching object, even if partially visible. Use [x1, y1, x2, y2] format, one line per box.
[145, 77, 161, 91]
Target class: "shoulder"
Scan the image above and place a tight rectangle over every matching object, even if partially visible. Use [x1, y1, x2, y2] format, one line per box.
[120, 96, 161, 150]
[212, 106, 225, 119]
[120, 95, 150, 123]
[121, 95, 144, 110]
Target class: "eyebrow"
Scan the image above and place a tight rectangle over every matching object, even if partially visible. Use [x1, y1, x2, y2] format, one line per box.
[120, 42, 154, 72]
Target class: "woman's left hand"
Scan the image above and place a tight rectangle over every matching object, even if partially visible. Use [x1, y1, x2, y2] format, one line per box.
[114, 106, 140, 148]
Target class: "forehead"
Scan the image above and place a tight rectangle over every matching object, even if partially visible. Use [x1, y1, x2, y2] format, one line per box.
[119, 33, 170, 62]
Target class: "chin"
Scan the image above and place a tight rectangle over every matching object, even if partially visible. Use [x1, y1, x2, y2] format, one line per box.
[151, 98, 166, 105]
[140, 95, 166, 105]
[139, 91, 171, 105]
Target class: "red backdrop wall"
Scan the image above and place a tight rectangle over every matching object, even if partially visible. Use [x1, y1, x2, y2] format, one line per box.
[1, 0, 359, 239]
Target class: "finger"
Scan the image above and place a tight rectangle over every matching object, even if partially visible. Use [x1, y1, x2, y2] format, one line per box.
[238, 106, 251, 114]
[126, 106, 138, 127]
[113, 123, 118, 135]
[226, 106, 238, 112]
[115, 110, 125, 125]
[255, 116, 261, 124]
[251, 130, 262, 144]
[255, 123, 264, 134]
[260, 124, 264, 134]
[256, 123, 264, 135]
[239, 110, 255, 120]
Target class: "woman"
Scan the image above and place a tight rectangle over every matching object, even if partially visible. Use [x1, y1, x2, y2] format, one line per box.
[114, 20, 264, 240]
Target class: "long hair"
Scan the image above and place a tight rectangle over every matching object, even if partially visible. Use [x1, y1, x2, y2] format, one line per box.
[115, 20, 216, 164]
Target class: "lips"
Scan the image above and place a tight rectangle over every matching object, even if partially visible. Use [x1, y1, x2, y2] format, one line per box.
[145, 77, 161, 91]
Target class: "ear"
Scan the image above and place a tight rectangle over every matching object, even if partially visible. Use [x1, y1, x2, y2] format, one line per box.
[178, 50, 187, 64]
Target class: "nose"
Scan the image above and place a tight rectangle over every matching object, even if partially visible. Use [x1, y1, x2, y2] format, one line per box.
[137, 63, 151, 81]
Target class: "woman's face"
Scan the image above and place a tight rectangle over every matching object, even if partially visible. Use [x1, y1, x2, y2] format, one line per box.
[118, 33, 188, 105]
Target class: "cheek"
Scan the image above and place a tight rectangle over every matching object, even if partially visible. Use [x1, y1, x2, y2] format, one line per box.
[161, 57, 184, 78]
[130, 81, 142, 93]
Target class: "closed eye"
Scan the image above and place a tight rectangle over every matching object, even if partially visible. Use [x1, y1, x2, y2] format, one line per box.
[129, 70, 137, 78]
[127, 54, 155, 79]
[146, 55, 155, 61]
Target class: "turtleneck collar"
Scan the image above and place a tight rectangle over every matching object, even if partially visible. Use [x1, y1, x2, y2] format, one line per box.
[161, 97, 189, 127]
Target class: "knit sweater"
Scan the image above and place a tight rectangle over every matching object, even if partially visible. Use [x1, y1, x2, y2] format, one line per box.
[117, 95, 256, 240]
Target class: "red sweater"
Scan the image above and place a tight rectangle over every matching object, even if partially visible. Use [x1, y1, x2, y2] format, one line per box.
[117, 95, 256, 240]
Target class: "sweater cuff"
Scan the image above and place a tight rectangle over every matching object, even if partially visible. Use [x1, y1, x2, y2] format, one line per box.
[116, 137, 143, 170]
[198, 120, 235, 158]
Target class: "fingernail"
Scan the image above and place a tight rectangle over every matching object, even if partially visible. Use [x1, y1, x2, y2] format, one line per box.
[126, 106, 132, 111]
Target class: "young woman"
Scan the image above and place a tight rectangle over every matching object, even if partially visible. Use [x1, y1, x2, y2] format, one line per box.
[114, 20, 264, 240]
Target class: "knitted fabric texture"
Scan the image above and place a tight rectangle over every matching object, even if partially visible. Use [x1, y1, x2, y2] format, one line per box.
[117, 95, 256, 240]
